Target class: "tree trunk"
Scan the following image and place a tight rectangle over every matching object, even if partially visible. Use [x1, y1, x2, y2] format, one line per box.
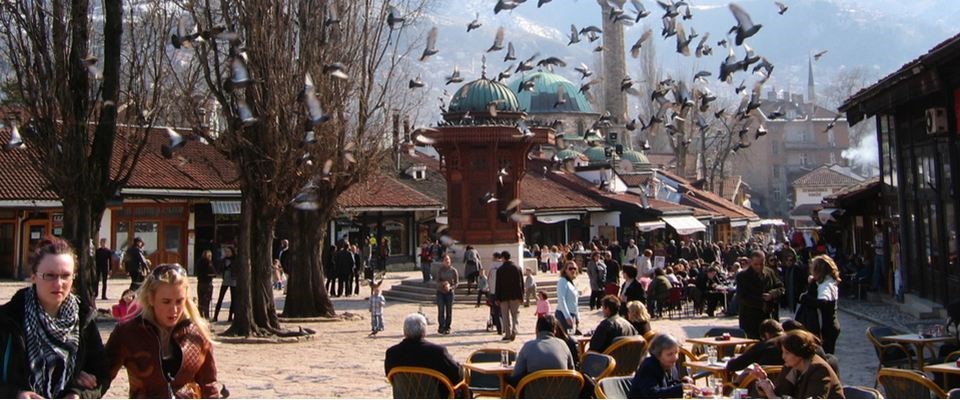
[223, 192, 283, 336]
[282, 209, 335, 318]
[60, 197, 103, 304]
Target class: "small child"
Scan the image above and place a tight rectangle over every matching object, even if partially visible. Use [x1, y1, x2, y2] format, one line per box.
[535, 290, 550, 318]
[111, 289, 140, 322]
[476, 268, 488, 307]
[523, 268, 537, 307]
[369, 281, 385, 336]
[272, 259, 284, 291]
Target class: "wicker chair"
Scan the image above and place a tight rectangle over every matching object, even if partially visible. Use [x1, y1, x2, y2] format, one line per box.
[506, 369, 584, 399]
[678, 346, 709, 383]
[603, 336, 648, 377]
[387, 366, 466, 399]
[732, 365, 783, 396]
[464, 349, 516, 397]
[843, 385, 885, 399]
[595, 376, 634, 399]
[642, 330, 658, 344]
[580, 353, 617, 381]
[876, 368, 947, 399]
[866, 327, 916, 385]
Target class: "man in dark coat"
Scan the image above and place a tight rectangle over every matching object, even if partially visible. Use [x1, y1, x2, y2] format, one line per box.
[123, 237, 148, 291]
[385, 313, 462, 398]
[94, 238, 113, 300]
[333, 242, 355, 297]
[495, 251, 524, 341]
[589, 295, 639, 353]
[736, 250, 785, 339]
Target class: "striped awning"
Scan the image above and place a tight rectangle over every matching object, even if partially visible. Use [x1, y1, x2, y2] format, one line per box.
[211, 201, 241, 215]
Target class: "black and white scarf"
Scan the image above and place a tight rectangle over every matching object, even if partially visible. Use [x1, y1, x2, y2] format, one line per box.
[23, 286, 81, 398]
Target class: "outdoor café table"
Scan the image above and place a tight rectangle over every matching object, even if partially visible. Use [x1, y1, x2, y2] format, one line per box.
[880, 333, 957, 369]
[923, 362, 960, 388]
[684, 359, 733, 387]
[464, 361, 514, 398]
[686, 336, 757, 354]
[573, 335, 592, 356]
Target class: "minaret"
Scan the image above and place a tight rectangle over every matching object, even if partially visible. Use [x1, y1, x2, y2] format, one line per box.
[599, 1, 628, 144]
[807, 56, 816, 107]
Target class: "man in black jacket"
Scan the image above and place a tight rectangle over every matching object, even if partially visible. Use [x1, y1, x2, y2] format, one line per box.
[589, 296, 639, 353]
[123, 237, 148, 291]
[333, 242, 355, 297]
[736, 250, 785, 339]
[385, 313, 462, 397]
[495, 251, 524, 341]
[726, 319, 785, 373]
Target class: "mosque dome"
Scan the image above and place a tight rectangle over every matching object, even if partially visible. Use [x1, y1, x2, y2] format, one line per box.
[509, 71, 594, 114]
[620, 149, 650, 167]
[556, 148, 585, 161]
[447, 78, 521, 114]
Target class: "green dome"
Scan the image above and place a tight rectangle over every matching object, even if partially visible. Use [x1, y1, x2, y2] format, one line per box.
[509, 71, 594, 114]
[448, 78, 521, 114]
[556, 148, 584, 161]
[621, 150, 650, 166]
[584, 146, 608, 162]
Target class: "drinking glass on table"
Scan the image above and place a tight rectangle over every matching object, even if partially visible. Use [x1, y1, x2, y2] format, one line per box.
[707, 376, 721, 398]
[707, 346, 718, 365]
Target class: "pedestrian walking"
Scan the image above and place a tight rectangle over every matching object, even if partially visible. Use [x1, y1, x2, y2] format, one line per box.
[95, 238, 113, 300]
[123, 237, 149, 291]
[435, 254, 458, 334]
[195, 250, 216, 319]
[736, 250, 785, 339]
[496, 251, 524, 341]
[213, 246, 237, 322]
[523, 268, 537, 307]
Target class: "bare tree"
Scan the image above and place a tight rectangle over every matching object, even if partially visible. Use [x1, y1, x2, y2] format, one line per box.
[0, 1, 173, 302]
[170, 0, 427, 334]
[823, 66, 877, 144]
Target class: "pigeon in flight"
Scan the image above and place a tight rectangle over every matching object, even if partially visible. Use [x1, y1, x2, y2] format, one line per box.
[630, 0, 652, 21]
[813, 50, 828, 61]
[495, 0, 520, 14]
[568, 24, 581, 45]
[775, 1, 788, 15]
[467, 13, 482, 32]
[487, 27, 505, 52]
[419, 26, 438, 61]
[729, 3, 762, 46]
[574, 63, 593, 79]
[386, 4, 404, 30]
[630, 28, 653, 58]
[504, 42, 516, 61]
[4, 123, 24, 151]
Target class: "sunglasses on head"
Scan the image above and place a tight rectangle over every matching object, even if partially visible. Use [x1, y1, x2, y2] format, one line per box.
[152, 264, 187, 281]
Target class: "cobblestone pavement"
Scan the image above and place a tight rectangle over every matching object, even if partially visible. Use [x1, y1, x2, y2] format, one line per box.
[0, 273, 913, 397]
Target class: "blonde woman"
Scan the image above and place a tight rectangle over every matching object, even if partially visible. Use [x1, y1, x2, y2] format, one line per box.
[626, 300, 653, 335]
[799, 255, 842, 354]
[105, 264, 220, 398]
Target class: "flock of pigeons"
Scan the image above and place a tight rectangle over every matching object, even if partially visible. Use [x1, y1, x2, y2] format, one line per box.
[406, 0, 838, 157]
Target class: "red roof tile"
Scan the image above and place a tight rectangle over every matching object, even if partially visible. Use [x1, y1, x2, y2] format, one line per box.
[121, 127, 238, 191]
[521, 162, 602, 211]
[338, 173, 441, 209]
[0, 129, 59, 200]
[792, 165, 863, 187]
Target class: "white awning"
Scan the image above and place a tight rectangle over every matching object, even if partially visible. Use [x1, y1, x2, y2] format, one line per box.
[211, 201, 241, 215]
[661, 215, 707, 235]
[636, 221, 666, 232]
[759, 218, 786, 227]
[730, 219, 748, 228]
[817, 208, 841, 224]
[536, 214, 581, 224]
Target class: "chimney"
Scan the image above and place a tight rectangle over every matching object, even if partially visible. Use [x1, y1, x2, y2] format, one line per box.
[392, 112, 401, 172]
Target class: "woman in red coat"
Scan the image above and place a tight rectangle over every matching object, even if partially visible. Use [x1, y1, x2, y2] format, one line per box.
[106, 264, 221, 398]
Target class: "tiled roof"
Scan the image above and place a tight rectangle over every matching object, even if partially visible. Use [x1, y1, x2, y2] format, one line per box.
[792, 165, 863, 188]
[0, 126, 237, 201]
[338, 173, 441, 209]
[619, 173, 651, 188]
[0, 129, 59, 200]
[823, 177, 882, 205]
[652, 169, 758, 221]
[521, 161, 603, 211]
[546, 169, 695, 216]
[396, 150, 447, 206]
[122, 127, 237, 191]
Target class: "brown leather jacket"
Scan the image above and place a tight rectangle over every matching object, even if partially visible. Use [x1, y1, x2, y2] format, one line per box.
[106, 316, 219, 398]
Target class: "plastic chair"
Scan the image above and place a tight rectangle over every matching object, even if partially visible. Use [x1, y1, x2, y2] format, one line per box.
[603, 336, 647, 377]
[580, 353, 616, 381]
[843, 385, 884, 399]
[866, 327, 916, 385]
[507, 369, 584, 398]
[876, 368, 947, 399]
[387, 366, 466, 399]
[464, 349, 516, 397]
[595, 376, 633, 399]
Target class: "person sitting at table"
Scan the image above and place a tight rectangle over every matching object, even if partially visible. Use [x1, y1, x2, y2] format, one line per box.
[626, 300, 652, 336]
[750, 330, 843, 399]
[647, 268, 673, 317]
[385, 313, 463, 397]
[780, 319, 840, 375]
[588, 295, 639, 353]
[695, 265, 726, 317]
[507, 315, 575, 386]
[727, 319, 785, 380]
[629, 333, 694, 398]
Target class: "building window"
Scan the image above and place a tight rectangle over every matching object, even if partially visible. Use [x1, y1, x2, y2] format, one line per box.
[829, 152, 836, 164]
[772, 188, 782, 201]
[799, 153, 809, 166]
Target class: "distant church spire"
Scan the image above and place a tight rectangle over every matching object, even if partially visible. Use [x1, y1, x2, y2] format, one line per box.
[807, 55, 816, 106]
